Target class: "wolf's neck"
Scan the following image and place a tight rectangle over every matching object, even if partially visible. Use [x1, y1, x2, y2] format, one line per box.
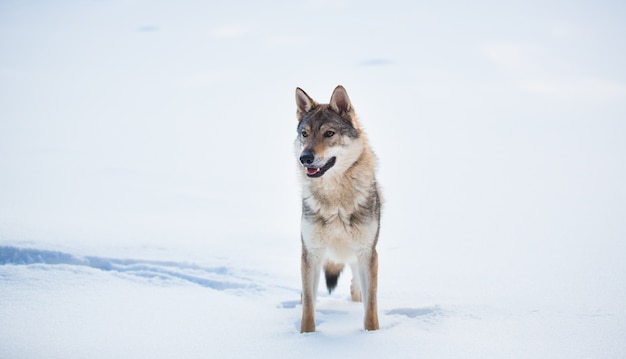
[304, 148, 377, 206]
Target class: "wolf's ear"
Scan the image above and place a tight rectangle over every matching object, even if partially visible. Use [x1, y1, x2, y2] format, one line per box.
[296, 87, 316, 121]
[329, 85, 353, 117]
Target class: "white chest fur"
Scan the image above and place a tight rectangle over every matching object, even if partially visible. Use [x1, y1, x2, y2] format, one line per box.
[301, 177, 379, 262]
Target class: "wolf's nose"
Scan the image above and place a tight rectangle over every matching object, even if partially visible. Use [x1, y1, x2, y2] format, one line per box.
[300, 152, 315, 166]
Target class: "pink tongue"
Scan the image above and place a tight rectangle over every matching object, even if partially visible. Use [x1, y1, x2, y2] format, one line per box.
[306, 167, 320, 175]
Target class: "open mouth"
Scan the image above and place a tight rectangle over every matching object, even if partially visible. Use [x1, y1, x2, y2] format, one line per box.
[305, 157, 336, 178]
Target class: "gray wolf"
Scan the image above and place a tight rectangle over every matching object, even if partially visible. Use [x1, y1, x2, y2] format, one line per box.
[294, 85, 381, 333]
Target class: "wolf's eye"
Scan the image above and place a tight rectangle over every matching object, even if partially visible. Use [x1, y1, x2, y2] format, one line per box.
[324, 130, 335, 138]
[301, 130, 308, 138]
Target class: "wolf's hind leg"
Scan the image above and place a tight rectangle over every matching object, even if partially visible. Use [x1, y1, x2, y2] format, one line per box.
[349, 262, 362, 302]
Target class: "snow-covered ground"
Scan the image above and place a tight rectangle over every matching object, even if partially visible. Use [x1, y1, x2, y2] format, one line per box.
[1, 1, 625, 357]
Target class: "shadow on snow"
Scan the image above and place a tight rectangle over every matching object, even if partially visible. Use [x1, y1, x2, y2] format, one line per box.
[0, 246, 258, 291]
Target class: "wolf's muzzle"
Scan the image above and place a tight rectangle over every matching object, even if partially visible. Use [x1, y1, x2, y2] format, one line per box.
[299, 151, 315, 166]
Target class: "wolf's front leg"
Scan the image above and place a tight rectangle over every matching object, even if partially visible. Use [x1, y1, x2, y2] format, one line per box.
[300, 244, 321, 333]
[358, 248, 379, 331]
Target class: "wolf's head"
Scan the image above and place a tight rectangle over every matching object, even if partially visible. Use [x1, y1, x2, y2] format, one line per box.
[295, 85, 364, 179]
